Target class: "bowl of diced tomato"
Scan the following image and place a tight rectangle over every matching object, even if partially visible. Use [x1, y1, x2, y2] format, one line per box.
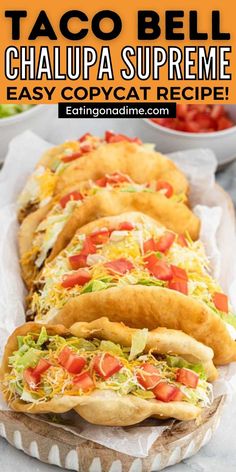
[144, 105, 236, 165]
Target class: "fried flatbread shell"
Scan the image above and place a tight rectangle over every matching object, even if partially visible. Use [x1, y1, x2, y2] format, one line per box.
[70, 317, 217, 381]
[56, 142, 189, 196]
[27, 211, 235, 365]
[19, 190, 199, 289]
[1, 320, 215, 423]
[18, 141, 189, 222]
[52, 285, 236, 366]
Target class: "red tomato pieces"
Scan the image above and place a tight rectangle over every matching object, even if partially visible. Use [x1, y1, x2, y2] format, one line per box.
[153, 382, 183, 402]
[58, 346, 86, 374]
[73, 371, 94, 391]
[59, 191, 83, 209]
[118, 221, 135, 231]
[89, 229, 110, 245]
[65, 355, 86, 374]
[170, 265, 188, 281]
[80, 142, 93, 153]
[168, 279, 188, 295]
[62, 269, 91, 289]
[177, 234, 188, 247]
[81, 237, 97, 255]
[78, 132, 92, 142]
[144, 256, 173, 281]
[217, 116, 234, 131]
[95, 176, 107, 187]
[33, 358, 51, 376]
[69, 254, 88, 270]
[143, 238, 159, 253]
[150, 105, 234, 133]
[58, 346, 71, 366]
[156, 181, 174, 198]
[23, 368, 40, 390]
[104, 131, 141, 144]
[61, 151, 82, 163]
[155, 232, 175, 252]
[95, 172, 130, 187]
[137, 364, 161, 390]
[213, 292, 228, 313]
[23, 358, 51, 390]
[93, 353, 123, 379]
[176, 368, 199, 388]
[104, 258, 134, 275]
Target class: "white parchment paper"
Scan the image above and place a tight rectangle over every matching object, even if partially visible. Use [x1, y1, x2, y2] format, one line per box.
[0, 131, 236, 457]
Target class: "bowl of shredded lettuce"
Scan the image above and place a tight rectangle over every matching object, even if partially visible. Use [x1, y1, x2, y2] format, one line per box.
[0, 104, 54, 162]
[0, 104, 34, 119]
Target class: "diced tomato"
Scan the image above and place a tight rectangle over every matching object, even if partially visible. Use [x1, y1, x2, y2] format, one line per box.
[61, 151, 82, 163]
[107, 172, 130, 184]
[81, 237, 97, 255]
[132, 137, 142, 145]
[143, 238, 159, 254]
[104, 258, 134, 275]
[144, 253, 159, 270]
[106, 133, 130, 143]
[213, 292, 228, 313]
[58, 346, 71, 366]
[210, 105, 224, 120]
[95, 173, 129, 187]
[89, 229, 110, 245]
[80, 142, 93, 153]
[176, 368, 199, 388]
[168, 279, 188, 295]
[59, 191, 83, 209]
[61, 269, 91, 289]
[137, 364, 161, 390]
[95, 176, 107, 187]
[156, 181, 174, 198]
[150, 105, 235, 133]
[153, 382, 183, 402]
[33, 358, 51, 376]
[104, 131, 140, 144]
[23, 368, 40, 390]
[104, 130, 115, 142]
[58, 346, 86, 374]
[184, 121, 201, 133]
[69, 254, 88, 270]
[73, 371, 94, 391]
[170, 265, 188, 281]
[176, 104, 188, 118]
[145, 256, 172, 281]
[93, 353, 123, 379]
[217, 116, 234, 131]
[194, 112, 216, 131]
[155, 232, 175, 252]
[118, 221, 135, 231]
[172, 389, 184, 401]
[64, 354, 86, 374]
[78, 132, 92, 142]
[177, 234, 188, 247]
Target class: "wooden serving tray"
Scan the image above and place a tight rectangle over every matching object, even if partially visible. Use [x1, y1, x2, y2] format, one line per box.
[0, 396, 226, 471]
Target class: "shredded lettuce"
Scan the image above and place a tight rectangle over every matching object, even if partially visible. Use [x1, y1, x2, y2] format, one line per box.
[137, 278, 165, 287]
[4, 328, 211, 408]
[80, 280, 110, 294]
[166, 355, 207, 380]
[9, 347, 43, 373]
[99, 340, 125, 357]
[129, 329, 148, 360]
[134, 389, 155, 399]
[37, 327, 48, 346]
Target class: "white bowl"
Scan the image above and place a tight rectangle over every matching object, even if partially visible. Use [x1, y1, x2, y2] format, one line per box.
[143, 105, 236, 166]
[0, 105, 54, 162]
